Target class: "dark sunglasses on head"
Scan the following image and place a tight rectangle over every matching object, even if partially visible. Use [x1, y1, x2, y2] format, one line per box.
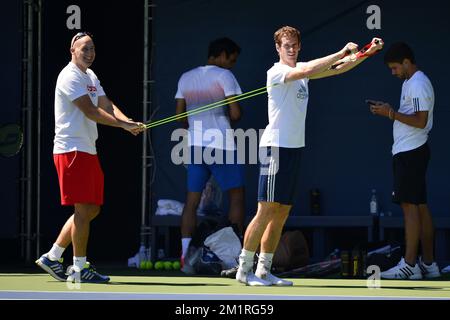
[71, 31, 93, 47]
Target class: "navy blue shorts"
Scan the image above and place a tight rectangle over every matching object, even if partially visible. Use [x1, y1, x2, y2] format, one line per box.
[392, 143, 430, 205]
[257, 146, 302, 205]
[187, 146, 245, 192]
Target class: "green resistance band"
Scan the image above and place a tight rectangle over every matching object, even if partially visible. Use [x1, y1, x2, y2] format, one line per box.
[144, 83, 279, 129]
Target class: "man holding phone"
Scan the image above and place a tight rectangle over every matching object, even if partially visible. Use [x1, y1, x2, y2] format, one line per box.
[368, 42, 440, 280]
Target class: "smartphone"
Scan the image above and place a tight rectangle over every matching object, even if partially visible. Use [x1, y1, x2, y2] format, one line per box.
[365, 99, 379, 106]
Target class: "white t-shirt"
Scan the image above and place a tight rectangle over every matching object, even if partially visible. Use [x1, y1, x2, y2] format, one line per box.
[175, 65, 242, 150]
[53, 62, 105, 155]
[392, 70, 434, 155]
[259, 62, 309, 148]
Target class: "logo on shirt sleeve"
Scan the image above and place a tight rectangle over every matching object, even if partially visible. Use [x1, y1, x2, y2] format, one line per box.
[87, 85, 97, 98]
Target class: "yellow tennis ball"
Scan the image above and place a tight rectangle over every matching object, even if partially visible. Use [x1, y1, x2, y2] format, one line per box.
[139, 261, 146, 269]
[164, 261, 173, 270]
[172, 261, 181, 270]
[144, 261, 153, 270]
[154, 261, 164, 270]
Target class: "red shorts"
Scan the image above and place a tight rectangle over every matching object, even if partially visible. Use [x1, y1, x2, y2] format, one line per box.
[53, 151, 104, 206]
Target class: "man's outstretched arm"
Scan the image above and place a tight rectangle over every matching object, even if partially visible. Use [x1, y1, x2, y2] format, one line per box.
[309, 38, 384, 80]
[285, 42, 358, 82]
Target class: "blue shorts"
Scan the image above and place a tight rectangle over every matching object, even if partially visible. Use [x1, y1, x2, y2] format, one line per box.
[187, 146, 245, 192]
[257, 146, 302, 205]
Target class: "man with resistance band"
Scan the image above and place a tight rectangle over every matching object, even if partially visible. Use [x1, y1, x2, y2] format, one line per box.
[175, 37, 246, 274]
[36, 32, 144, 283]
[236, 26, 383, 286]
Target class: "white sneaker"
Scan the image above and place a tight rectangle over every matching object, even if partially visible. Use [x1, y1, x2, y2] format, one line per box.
[442, 265, 450, 274]
[380, 257, 423, 280]
[256, 271, 293, 286]
[236, 269, 271, 286]
[419, 258, 441, 279]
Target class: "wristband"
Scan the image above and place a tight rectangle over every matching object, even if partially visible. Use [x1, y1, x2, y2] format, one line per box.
[388, 108, 395, 120]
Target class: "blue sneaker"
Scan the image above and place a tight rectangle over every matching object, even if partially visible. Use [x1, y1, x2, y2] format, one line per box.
[35, 254, 67, 281]
[67, 262, 110, 284]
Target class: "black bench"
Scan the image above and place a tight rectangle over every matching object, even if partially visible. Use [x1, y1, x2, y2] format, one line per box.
[281, 216, 374, 260]
[151, 214, 374, 261]
[150, 215, 222, 259]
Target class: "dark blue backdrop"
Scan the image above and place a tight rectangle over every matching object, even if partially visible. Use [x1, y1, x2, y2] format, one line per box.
[151, 0, 450, 218]
[1, 0, 146, 262]
[1, 0, 449, 263]
[0, 1, 22, 238]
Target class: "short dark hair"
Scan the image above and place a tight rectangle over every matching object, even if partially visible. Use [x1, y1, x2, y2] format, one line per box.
[208, 37, 241, 58]
[384, 42, 416, 64]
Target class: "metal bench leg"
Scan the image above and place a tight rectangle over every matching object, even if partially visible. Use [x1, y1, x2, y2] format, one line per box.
[379, 226, 385, 241]
[313, 228, 325, 261]
[435, 229, 446, 263]
[368, 226, 373, 243]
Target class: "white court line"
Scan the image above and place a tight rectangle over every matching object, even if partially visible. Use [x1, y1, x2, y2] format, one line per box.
[0, 290, 449, 300]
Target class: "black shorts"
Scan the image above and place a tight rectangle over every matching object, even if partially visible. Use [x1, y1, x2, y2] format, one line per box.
[257, 146, 302, 205]
[392, 143, 430, 205]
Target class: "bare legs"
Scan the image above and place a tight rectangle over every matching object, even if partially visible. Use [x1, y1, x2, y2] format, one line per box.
[401, 203, 435, 265]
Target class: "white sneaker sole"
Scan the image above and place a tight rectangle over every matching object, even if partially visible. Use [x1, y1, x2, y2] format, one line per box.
[271, 280, 293, 286]
[380, 273, 423, 280]
[236, 272, 271, 286]
[35, 259, 66, 282]
[423, 272, 441, 279]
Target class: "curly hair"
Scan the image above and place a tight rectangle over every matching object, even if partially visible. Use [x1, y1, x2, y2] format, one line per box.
[274, 26, 301, 46]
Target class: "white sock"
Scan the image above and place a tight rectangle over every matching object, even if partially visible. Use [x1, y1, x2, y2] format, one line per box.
[47, 243, 65, 261]
[255, 252, 274, 277]
[181, 238, 192, 258]
[73, 256, 87, 272]
[238, 249, 255, 273]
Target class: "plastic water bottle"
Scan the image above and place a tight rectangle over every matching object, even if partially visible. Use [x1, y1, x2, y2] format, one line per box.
[310, 188, 321, 216]
[340, 250, 350, 278]
[370, 189, 378, 216]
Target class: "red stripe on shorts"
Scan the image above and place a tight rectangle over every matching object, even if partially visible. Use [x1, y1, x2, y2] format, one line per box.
[53, 151, 104, 205]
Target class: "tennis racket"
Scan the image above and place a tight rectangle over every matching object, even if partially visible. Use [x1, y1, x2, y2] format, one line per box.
[0, 123, 24, 157]
[277, 258, 341, 278]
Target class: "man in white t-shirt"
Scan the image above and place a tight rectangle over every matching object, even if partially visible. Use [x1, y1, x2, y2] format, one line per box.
[175, 38, 245, 273]
[236, 26, 383, 286]
[36, 32, 144, 283]
[369, 42, 440, 280]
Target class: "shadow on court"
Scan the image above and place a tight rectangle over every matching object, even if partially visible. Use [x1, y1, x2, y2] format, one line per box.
[108, 281, 229, 287]
[294, 284, 450, 291]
